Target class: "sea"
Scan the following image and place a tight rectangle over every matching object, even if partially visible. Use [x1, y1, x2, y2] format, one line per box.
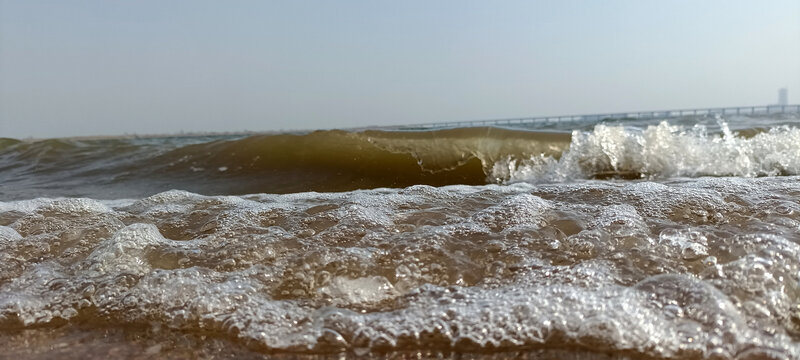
[1, 113, 800, 359]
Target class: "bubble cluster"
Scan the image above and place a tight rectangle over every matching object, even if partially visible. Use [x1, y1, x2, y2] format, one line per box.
[496, 121, 800, 183]
[1, 177, 800, 358]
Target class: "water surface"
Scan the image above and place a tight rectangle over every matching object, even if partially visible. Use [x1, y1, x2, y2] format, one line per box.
[1, 114, 800, 359]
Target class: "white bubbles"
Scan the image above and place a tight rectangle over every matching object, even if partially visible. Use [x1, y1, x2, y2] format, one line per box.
[497, 121, 800, 183]
[0, 226, 22, 243]
[318, 276, 400, 306]
[83, 223, 167, 277]
[39, 198, 113, 215]
[472, 194, 551, 231]
[2, 178, 800, 357]
[659, 228, 709, 261]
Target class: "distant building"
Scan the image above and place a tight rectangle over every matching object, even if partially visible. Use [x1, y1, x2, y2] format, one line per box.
[778, 88, 788, 105]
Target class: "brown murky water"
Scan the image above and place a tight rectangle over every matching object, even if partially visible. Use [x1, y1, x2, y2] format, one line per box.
[2, 117, 800, 359]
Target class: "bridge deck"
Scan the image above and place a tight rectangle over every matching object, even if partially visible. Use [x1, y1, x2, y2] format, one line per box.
[383, 104, 800, 130]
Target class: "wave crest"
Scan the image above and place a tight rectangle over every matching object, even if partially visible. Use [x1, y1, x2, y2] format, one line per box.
[494, 121, 800, 183]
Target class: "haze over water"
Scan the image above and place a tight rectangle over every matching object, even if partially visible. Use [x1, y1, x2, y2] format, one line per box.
[1, 1, 799, 138]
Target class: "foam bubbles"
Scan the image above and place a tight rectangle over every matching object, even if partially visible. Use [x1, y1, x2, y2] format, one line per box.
[2, 178, 800, 357]
[496, 120, 800, 183]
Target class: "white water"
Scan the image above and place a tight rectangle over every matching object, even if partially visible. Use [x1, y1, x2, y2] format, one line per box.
[2, 176, 800, 358]
[493, 121, 800, 183]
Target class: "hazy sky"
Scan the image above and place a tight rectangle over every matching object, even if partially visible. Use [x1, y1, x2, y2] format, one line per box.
[1, 0, 799, 138]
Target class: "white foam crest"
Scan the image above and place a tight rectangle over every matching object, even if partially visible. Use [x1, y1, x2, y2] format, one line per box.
[0, 197, 112, 216]
[471, 194, 551, 231]
[0, 198, 52, 214]
[317, 276, 400, 306]
[495, 121, 800, 183]
[83, 224, 174, 276]
[0, 226, 22, 243]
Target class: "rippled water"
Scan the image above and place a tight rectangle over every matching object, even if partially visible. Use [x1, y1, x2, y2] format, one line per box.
[2, 116, 800, 359]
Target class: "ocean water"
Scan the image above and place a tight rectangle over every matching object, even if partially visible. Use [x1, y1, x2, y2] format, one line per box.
[1, 114, 800, 359]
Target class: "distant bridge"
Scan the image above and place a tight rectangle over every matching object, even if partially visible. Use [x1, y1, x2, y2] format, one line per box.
[384, 104, 800, 130]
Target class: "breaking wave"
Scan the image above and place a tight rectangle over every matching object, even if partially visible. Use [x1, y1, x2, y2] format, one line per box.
[0, 128, 569, 199]
[493, 120, 800, 183]
[2, 118, 800, 200]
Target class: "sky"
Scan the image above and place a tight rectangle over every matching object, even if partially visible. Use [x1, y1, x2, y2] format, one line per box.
[1, 0, 799, 138]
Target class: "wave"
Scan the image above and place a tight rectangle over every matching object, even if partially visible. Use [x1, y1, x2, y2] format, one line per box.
[0, 119, 798, 199]
[0, 138, 22, 150]
[0, 128, 570, 198]
[153, 127, 570, 189]
[494, 121, 800, 183]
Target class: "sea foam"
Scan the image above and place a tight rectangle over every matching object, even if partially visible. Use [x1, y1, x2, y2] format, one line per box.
[494, 120, 800, 183]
